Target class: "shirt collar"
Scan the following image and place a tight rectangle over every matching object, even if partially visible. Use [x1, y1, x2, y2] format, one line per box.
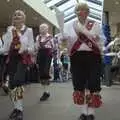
[21, 25, 26, 31]
[10, 25, 26, 31]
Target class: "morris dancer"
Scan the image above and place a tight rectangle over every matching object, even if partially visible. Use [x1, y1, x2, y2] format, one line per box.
[59, 3, 104, 120]
[1, 10, 34, 120]
[35, 23, 54, 101]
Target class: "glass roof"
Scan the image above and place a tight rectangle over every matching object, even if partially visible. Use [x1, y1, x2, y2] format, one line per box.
[42, 0, 104, 24]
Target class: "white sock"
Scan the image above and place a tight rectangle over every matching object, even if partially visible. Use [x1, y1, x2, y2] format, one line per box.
[6, 75, 9, 81]
[4, 81, 8, 87]
[4, 75, 9, 87]
[43, 85, 49, 93]
[88, 107, 95, 115]
[80, 104, 88, 115]
[14, 99, 23, 111]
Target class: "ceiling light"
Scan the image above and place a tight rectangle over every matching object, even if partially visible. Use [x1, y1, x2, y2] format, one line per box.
[6, 0, 10, 2]
[115, 1, 119, 5]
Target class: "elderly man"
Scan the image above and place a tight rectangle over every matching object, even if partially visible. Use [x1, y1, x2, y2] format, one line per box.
[59, 3, 104, 120]
[1, 10, 34, 120]
[35, 23, 54, 101]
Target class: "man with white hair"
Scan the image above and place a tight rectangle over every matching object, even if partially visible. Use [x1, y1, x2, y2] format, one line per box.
[35, 23, 54, 101]
[59, 3, 104, 120]
[1, 10, 34, 120]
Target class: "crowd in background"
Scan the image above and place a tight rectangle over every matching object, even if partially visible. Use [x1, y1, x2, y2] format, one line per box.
[0, 30, 71, 93]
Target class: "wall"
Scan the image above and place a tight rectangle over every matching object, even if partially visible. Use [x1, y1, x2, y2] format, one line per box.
[110, 24, 117, 37]
[23, 0, 59, 28]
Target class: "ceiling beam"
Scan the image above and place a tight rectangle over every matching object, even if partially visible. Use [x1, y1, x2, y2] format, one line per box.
[23, 0, 59, 28]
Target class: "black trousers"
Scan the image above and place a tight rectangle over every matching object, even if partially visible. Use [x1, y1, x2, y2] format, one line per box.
[0, 55, 8, 83]
[7, 54, 26, 89]
[25, 64, 39, 83]
[37, 48, 52, 85]
[63, 63, 68, 70]
[70, 51, 102, 92]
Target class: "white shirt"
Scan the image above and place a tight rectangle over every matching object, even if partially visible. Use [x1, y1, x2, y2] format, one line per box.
[60, 19, 105, 54]
[0, 38, 3, 55]
[35, 33, 54, 50]
[0, 25, 34, 55]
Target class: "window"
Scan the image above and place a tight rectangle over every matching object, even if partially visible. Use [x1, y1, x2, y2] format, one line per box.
[42, 0, 104, 23]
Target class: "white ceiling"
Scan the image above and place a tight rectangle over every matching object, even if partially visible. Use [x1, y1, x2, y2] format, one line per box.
[0, 0, 53, 29]
[43, 0, 104, 24]
[0, 0, 120, 29]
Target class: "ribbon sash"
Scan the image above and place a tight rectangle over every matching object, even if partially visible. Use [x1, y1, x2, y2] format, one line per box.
[70, 21, 100, 56]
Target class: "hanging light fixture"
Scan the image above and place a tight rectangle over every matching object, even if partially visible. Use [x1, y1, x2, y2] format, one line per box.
[76, 0, 79, 3]
[6, 0, 10, 2]
[115, 1, 119, 5]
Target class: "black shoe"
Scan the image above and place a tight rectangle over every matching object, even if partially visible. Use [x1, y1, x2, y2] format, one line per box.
[87, 115, 95, 120]
[2, 85, 9, 95]
[0, 82, 2, 87]
[8, 109, 23, 120]
[79, 114, 87, 120]
[40, 92, 50, 101]
[8, 109, 18, 120]
[15, 110, 23, 120]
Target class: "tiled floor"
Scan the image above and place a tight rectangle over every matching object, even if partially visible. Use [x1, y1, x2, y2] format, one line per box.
[0, 82, 120, 120]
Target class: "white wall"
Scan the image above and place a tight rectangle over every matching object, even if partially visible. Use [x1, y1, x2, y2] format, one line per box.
[23, 0, 59, 28]
[109, 12, 120, 36]
[110, 24, 117, 37]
